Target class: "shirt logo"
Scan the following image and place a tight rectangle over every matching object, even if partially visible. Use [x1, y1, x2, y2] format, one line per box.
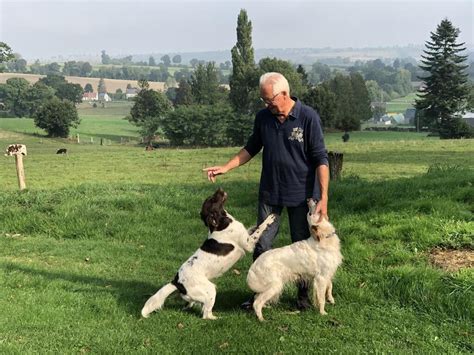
[288, 127, 304, 143]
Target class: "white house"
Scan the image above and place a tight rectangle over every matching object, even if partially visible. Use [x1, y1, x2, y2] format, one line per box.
[126, 87, 139, 99]
[98, 93, 112, 102]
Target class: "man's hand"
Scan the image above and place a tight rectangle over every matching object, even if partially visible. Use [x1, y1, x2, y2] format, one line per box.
[202, 166, 228, 183]
[314, 197, 328, 221]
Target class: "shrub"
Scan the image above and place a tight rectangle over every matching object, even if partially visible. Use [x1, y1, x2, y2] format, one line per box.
[33, 97, 80, 137]
[162, 104, 253, 147]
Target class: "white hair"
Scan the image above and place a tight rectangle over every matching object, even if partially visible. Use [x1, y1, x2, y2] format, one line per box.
[259, 72, 290, 96]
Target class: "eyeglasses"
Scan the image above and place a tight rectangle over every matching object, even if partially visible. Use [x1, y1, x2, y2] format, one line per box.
[260, 92, 282, 106]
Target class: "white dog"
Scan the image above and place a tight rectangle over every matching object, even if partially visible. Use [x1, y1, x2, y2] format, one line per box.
[247, 199, 342, 321]
[141, 188, 276, 320]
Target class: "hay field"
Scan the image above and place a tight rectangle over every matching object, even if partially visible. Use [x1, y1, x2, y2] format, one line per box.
[0, 73, 165, 92]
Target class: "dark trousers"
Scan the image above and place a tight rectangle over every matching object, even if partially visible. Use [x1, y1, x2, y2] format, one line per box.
[253, 200, 310, 261]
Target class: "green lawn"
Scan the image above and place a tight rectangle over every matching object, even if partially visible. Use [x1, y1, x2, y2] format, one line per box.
[386, 93, 418, 113]
[0, 120, 473, 353]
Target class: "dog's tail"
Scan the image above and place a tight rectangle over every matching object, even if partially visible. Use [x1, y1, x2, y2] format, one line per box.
[141, 283, 177, 318]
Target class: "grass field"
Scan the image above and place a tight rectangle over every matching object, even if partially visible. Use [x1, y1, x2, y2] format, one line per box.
[0, 73, 166, 92]
[0, 115, 473, 353]
[386, 93, 418, 113]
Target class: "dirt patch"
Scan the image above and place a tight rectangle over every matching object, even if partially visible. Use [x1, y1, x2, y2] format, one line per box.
[0, 130, 21, 139]
[429, 248, 474, 272]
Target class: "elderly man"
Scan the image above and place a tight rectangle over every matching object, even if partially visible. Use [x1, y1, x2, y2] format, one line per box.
[203, 72, 329, 310]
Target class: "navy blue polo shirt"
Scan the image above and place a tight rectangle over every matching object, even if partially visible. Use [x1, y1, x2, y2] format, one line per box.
[244, 98, 328, 207]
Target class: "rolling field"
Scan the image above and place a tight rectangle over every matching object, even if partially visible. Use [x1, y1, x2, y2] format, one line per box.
[0, 116, 472, 353]
[0, 73, 166, 92]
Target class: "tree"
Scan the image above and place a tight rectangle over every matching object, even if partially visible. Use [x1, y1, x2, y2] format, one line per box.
[190, 58, 199, 68]
[415, 19, 471, 138]
[25, 82, 55, 116]
[148, 56, 156, 66]
[7, 57, 27, 72]
[160, 54, 171, 66]
[190, 62, 221, 104]
[328, 73, 358, 131]
[101, 50, 111, 65]
[81, 62, 93, 76]
[56, 83, 83, 104]
[172, 55, 182, 64]
[98, 78, 107, 94]
[62, 61, 82, 76]
[350, 72, 372, 124]
[174, 79, 194, 106]
[4, 77, 30, 117]
[161, 104, 249, 147]
[303, 84, 337, 128]
[0, 42, 14, 72]
[34, 97, 80, 137]
[84, 83, 94, 93]
[114, 88, 125, 100]
[128, 80, 172, 145]
[308, 62, 332, 85]
[229, 9, 257, 113]
[258, 57, 307, 98]
[296, 64, 309, 88]
[38, 74, 67, 90]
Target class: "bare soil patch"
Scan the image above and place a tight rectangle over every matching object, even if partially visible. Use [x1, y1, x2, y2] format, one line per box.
[429, 248, 474, 272]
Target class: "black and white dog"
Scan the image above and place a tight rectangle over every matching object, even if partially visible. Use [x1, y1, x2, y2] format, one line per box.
[141, 188, 276, 320]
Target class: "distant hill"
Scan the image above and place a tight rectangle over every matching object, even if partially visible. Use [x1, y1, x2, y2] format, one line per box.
[37, 45, 474, 66]
[134, 46, 430, 66]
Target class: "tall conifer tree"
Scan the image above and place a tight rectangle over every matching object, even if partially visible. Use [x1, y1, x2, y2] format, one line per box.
[229, 9, 256, 113]
[415, 19, 471, 138]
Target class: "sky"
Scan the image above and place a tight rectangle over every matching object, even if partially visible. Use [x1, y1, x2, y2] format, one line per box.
[1, 0, 472, 60]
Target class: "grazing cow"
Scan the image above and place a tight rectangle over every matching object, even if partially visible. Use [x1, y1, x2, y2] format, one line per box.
[56, 148, 68, 154]
[342, 132, 350, 142]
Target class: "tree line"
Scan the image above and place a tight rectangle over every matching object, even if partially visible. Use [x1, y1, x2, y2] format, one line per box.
[0, 13, 472, 142]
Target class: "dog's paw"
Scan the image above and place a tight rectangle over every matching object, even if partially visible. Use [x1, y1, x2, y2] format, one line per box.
[319, 310, 328, 316]
[327, 297, 335, 304]
[203, 314, 218, 320]
[265, 213, 278, 225]
[141, 309, 150, 318]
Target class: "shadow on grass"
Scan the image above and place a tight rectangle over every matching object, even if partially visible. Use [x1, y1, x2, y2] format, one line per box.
[1, 262, 155, 316]
[1, 262, 256, 318]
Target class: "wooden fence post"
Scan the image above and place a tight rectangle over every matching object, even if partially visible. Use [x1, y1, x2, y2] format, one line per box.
[328, 151, 344, 181]
[4, 144, 27, 190]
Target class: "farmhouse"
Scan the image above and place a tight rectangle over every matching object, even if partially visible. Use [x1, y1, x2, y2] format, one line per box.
[462, 111, 474, 127]
[126, 87, 139, 99]
[82, 92, 98, 101]
[98, 93, 112, 102]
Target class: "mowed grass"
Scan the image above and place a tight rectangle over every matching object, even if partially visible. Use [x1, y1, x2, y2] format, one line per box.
[0, 118, 473, 353]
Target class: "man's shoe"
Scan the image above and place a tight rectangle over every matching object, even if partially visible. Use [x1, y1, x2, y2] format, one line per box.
[296, 281, 311, 311]
[240, 296, 254, 311]
[296, 297, 311, 311]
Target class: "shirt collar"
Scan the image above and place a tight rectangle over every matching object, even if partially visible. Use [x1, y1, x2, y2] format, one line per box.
[288, 97, 301, 121]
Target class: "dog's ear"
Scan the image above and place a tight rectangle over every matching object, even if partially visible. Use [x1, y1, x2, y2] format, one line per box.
[206, 213, 219, 229]
[310, 225, 322, 241]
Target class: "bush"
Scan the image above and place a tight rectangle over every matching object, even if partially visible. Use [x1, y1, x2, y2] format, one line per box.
[162, 104, 253, 147]
[33, 97, 80, 137]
